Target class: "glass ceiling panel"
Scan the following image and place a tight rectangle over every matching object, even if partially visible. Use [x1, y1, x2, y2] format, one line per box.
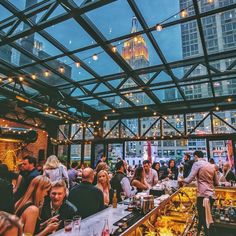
[36, 3, 67, 23]
[181, 83, 213, 99]
[22, 64, 68, 86]
[15, 32, 63, 60]
[112, 33, 162, 68]
[0, 5, 13, 21]
[201, 8, 236, 55]
[214, 78, 236, 97]
[46, 56, 94, 82]
[82, 99, 110, 110]
[135, 0, 195, 27]
[154, 88, 184, 103]
[198, 0, 236, 13]
[44, 18, 95, 51]
[75, 46, 122, 76]
[102, 96, 131, 108]
[8, 0, 45, 11]
[85, 0, 143, 40]
[125, 92, 154, 106]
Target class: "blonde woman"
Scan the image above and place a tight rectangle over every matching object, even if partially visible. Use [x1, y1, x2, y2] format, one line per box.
[15, 176, 58, 236]
[43, 155, 69, 187]
[96, 170, 113, 206]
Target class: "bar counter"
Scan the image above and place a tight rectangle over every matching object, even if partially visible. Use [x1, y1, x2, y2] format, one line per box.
[50, 194, 170, 236]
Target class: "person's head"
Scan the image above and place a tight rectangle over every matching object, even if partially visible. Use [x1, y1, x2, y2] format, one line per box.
[184, 153, 191, 162]
[50, 180, 67, 209]
[117, 157, 122, 162]
[133, 167, 144, 182]
[0, 211, 22, 236]
[96, 162, 109, 173]
[215, 165, 220, 172]
[223, 162, 230, 172]
[152, 162, 160, 171]
[115, 160, 125, 173]
[15, 176, 51, 215]
[168, 159, 176, 168]
[71, 161, 78, 169]
[97, 170, 110, 188]
[22, 156, 37, 171]
[193, 150, 204, 161]
[0, 164, 10, 179]
[143, 160, 151, 172]
[82, 168, 94, 183]
[44, 155, 60, 170]
[101, 155, 106, 162]
[209, 158, 215, 164]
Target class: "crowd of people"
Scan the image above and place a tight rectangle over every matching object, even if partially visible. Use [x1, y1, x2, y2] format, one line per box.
[0, 152, 235, 236]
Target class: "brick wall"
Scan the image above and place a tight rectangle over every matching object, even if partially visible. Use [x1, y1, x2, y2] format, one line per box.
[0, 119, 48, 170]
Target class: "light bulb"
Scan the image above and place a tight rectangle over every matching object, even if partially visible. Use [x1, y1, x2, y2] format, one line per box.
[92, 54, 98, 61]
[156, 24, 163, 31]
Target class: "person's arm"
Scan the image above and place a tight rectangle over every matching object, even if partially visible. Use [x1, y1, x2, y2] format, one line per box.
[131, 179, 148, 190]
[22, 206, 39, 235]
[121, 177, 136, 197]
[183, 162, 199, 184]
[213, 169, 219, 186]
[153, 170, 158, 185]
[13, 174, 22, 193]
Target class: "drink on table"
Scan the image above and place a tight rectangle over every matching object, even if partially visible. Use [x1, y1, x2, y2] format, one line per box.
[112, 190, 118, 208]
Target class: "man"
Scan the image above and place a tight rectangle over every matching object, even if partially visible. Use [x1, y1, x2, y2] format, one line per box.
[96, 154, 107, 167]
[68, 161, 79, 188]
[143, 160, 158, 187]
[183, 153, 194, 178]
[222, 162, 236, 182]
[40, 180, 77, 229]
[110, 160, 136, 202]
[68, 168, 104, 219]
[14, 156, 40, 201]
[179, 150, 219, 236]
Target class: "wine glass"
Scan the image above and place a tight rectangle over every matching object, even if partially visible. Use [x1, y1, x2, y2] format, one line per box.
[120, 192, 126, 201]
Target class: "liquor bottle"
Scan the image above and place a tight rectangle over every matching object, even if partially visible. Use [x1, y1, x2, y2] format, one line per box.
[112, 190, 117, 208]
[101, 218, 109, 236]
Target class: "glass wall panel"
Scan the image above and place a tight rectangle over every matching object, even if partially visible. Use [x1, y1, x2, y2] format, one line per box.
[70, 144, 81, 163]
[84, 144, 91, 166]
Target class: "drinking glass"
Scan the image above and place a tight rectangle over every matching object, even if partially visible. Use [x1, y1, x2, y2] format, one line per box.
[64, 219, 73, 233]
[120, 192, 126, 201]
[73, 215, 81, 231]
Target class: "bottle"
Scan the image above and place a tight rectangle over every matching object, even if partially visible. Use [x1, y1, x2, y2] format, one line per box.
[112, 190, 117, 208]
[101, 218, 109, 236]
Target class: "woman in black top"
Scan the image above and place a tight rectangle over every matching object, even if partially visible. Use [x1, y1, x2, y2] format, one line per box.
[168, 159, 179, 180]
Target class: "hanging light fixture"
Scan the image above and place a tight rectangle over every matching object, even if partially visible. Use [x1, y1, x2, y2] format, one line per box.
[76, 62, 81, 68]
[156, 24, 163, 31]
[92, 54, 98, 61]
[180, 10, 188, 18]
[111, 46, 117, 53]
[59, 66, 65, 73]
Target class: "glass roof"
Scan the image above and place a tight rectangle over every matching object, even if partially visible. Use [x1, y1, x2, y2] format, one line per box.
[0, 0, 236, 122]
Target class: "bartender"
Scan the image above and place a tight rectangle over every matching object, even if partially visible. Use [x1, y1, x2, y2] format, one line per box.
[179, 150, 219, 236]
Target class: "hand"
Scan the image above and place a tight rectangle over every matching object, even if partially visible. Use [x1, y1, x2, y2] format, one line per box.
[178, 179, 184, 187]
[45, 222, 60, 234]
[48, 215, 59, 224]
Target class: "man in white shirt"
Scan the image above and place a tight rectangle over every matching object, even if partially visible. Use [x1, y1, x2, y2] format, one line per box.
[143, 160, 158, 187]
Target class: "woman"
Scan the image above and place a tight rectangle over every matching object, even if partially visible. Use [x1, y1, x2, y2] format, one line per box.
[15, 176, 58, 236]
[96, 170, 113, 206]
[0, 211, 22, 236]
[168, 159, 178, 180]
[131, 167, 150, 192]
[43, 155, 69, 187]
[93, 162, 109, 185]
[152, 162, 161, 179]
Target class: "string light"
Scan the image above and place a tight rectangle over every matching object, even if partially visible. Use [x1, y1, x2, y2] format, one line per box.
[216, 106, 220, 111]
[92, 54, 98, 61]
[153, 112, 157, 116]
[19, 76, 24, 81]
[180, 10, 188, 18]
[227, 98, 232, 102]
[207, 0, 214, 3]
[44, 71, 49, 77]
[104, 116, 108, 120]
[156, 24, 163, 31]
[112, 109, 115, 113]
[0, 78, 2, 82]
[8, 77, 13, 82]
[111, 46, 117, 53]
[144, 106, 148, 110]
[31, 74, 36, 80]
[76, 62, 81, 68]
[59, 66, 65, 73]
